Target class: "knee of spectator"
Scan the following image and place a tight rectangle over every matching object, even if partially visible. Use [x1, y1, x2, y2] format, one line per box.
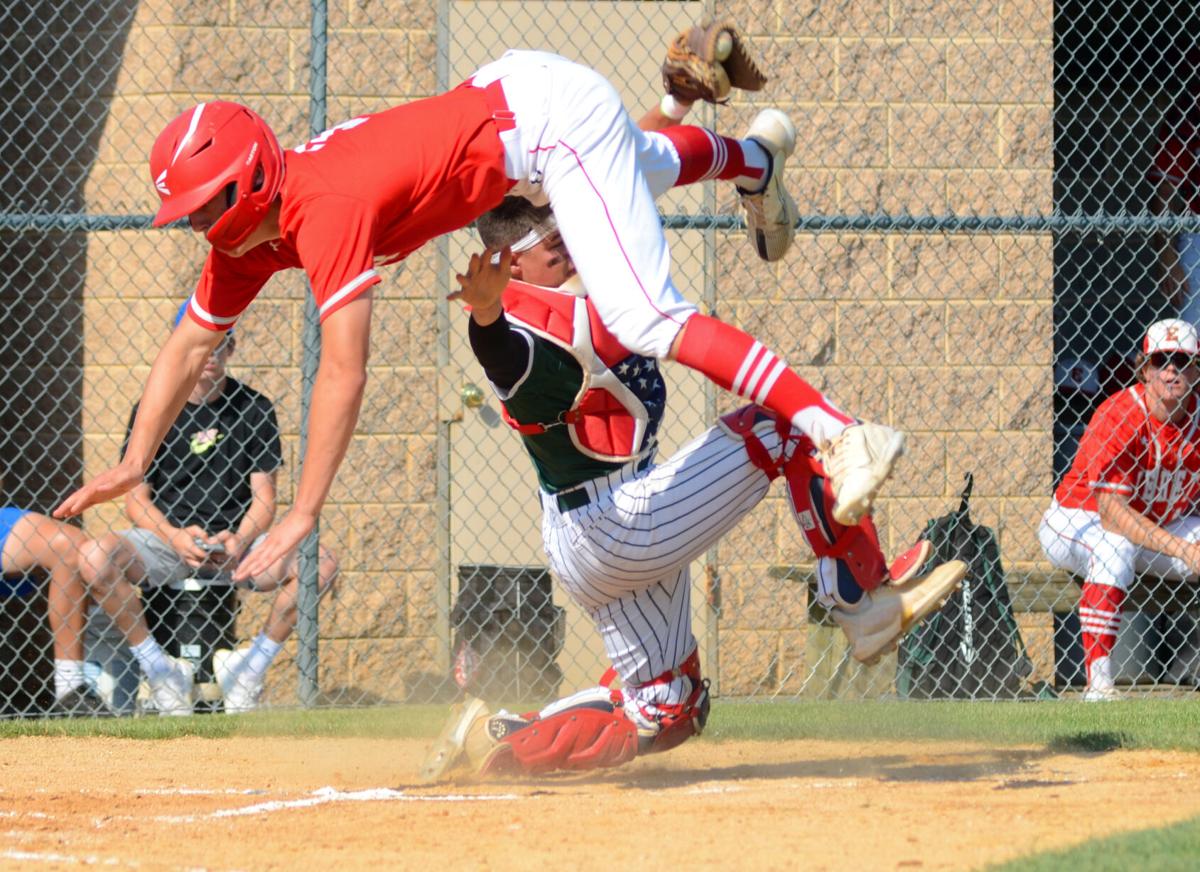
[77, 535, 130, 587]
[47, 528, 87, 571]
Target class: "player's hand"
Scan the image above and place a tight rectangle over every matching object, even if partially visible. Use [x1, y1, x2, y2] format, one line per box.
[213, 530, 246, 559]
[232, 510, 314, 582]
[1178, 540, 1200, 577]
[169, 525, 217, 569]
[448, 246, 512, 326]
[53, 463, 144, 519]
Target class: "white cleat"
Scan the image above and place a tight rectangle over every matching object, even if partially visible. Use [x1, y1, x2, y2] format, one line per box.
[831, 560, 967, 665]
[739, 109, 799, 262]
[1081, 655, 1118, 702]
[214, 647, 265, 714]
[419, 696, 493, 783]
[822, 422, 906, 525]
[148, 655, 195, 716]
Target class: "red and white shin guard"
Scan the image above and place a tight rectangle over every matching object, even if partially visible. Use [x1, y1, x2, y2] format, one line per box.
[718, 404, 894, 594]
[478, 652, 710, 776]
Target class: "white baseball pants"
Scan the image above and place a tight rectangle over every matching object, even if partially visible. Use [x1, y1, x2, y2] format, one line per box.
[470, 50, 699, 359]
[541, 420, 785, 709]
[1038, 501, 1200, 591]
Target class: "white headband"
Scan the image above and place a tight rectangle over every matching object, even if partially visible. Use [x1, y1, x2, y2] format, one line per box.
[489, 215, 558, 264]
[510, 214, 558, 253]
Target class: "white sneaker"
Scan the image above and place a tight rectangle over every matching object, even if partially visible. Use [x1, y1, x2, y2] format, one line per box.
[214, 647, 265, 714]
[831, 560, 966, 664]
[739, 109, 799, 262]
[821, 422, 906, 525]
[148, 656, 195, 716]
[1082, 685, 1120, 702]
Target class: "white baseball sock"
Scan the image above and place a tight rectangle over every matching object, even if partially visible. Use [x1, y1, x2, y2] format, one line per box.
[131, 637, 172, 679]
[53, 659, 87, 699]
[243, 634, 282, 682]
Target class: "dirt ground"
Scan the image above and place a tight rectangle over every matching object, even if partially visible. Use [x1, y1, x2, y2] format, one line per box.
[1, 736, 1198, 871]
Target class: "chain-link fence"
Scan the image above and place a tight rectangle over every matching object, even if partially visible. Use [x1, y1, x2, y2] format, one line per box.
[0, 1, 1198, 717]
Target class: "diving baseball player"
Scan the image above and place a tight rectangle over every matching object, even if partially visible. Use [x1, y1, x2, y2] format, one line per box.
[56, 26, 907, 599]
[420, 197, 966, 780]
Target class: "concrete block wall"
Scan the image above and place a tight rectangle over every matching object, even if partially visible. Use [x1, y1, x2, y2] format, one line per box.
[69, 1, 1054, 702]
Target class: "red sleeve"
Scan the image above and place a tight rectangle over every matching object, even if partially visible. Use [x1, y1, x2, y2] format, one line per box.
[1079, 400, 1139, 496]
[292, 196, 383, 322]
[190, 246, 290, 331]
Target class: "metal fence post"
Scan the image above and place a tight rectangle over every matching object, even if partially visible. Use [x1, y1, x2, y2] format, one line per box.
[295, 0, 330, 709]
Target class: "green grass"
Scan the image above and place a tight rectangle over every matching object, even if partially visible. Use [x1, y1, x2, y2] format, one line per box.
[988, 815, 1200, 871]
[700, 699, 1200, 752]
[2, 699, 1198, 752]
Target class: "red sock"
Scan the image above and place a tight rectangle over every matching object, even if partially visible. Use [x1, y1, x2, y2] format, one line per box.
[659, 126, 766, 188]
[1079, 582, 1125, 681]
[673, 313, 854, 441]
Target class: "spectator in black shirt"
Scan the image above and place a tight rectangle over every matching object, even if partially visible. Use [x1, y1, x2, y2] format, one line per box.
[79, 304, 338, 715]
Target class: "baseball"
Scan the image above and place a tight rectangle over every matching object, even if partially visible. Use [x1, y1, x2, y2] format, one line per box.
[715, 31, 733, 61]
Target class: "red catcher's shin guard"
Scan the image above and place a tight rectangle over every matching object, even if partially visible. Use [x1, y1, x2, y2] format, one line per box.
[717, 403, 886, 592]
[674, 314, 853, 441]
[783, 447, 887, 592]
[486, 707, 640, 775]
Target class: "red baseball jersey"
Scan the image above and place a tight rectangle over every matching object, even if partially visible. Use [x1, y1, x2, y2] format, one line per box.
[1055, 384, 1200, 523]
[1151, 100, 1200, 214]
[187, 84, 512, 330]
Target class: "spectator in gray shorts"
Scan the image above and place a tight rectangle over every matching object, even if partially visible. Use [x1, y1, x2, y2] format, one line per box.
[79, 302, 338, 715]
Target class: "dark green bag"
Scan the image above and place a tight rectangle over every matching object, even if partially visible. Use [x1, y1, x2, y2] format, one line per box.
[896, 474, 1050, 700]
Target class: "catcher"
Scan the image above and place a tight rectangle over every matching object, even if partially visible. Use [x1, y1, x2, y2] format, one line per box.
[422, 199, 965, 780]
[422, 97, 966, 779]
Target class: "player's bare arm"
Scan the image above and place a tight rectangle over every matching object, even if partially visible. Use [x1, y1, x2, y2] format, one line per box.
[1095, 490, 1200, 573]
[233, 293, 372, 581]
[219, 469, 277, 563]
[449, 246, 511, 326]
[54, 318, 223, 518]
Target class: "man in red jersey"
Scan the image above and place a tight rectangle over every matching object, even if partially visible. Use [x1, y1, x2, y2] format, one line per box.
[1040, 318, 1200, 700]
[56, 50, 906, 584]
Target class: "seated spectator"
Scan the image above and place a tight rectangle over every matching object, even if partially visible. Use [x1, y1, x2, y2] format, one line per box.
[1040, 318, 1200, 700]
[0, 503, 106, 715]
[79, 303, 338, 715]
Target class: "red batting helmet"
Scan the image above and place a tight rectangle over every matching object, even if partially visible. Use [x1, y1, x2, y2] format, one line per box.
[149, 100, 285, 250]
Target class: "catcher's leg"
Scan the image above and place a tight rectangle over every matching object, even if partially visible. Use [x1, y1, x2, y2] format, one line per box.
[719, 404, 895, 591]
[614, 648, 710, 756]
[420, 686, 641, 781]
[720, 403, 964, 664]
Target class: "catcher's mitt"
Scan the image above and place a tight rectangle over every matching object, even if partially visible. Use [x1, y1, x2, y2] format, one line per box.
[662, 20, 767, 104]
